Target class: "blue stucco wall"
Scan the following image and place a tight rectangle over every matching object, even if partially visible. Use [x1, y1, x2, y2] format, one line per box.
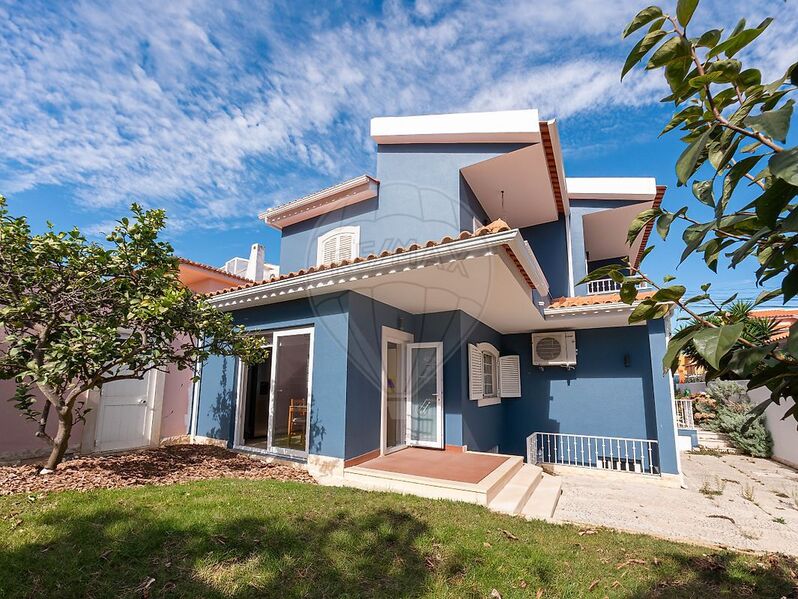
[520, 217, 569, 298]
[194, 353, 238, 441]
[195, 292, 351, 459]
[459, 312, 503, 452]
[646, 318, 679, 474]
[279, 143, 528, 273]
[679, 427, 699, 448]
[500, 325, 659, 456]
[344, 293, 416, 460]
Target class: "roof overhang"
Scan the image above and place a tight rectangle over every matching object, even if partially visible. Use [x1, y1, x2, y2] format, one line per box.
[542, 292, 664, 330]
[370, 109, 541, 145]
[566, 177, 658, 201]
[459, 120, 568, 228]
[582, 201, 654, 263]
[260, 175, 379, 230]
[208, 229, 550, 334]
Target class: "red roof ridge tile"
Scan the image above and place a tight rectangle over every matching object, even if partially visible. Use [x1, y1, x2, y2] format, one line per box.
[549, 290, 655, 309]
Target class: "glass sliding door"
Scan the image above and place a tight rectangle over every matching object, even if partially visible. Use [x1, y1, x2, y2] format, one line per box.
[406, 342, 443, 449]
[268, 328, 313, 457]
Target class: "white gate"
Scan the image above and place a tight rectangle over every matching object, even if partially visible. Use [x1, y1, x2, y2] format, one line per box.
[95, 371, 163, 452]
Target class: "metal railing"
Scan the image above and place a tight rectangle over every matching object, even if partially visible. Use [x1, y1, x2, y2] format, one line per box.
[674, 399, 695, 428]
[527, 432, 660, 476]
[586, 278, 650, 295]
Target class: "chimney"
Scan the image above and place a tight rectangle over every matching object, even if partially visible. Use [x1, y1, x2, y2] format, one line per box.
[246, 243, 265, 281]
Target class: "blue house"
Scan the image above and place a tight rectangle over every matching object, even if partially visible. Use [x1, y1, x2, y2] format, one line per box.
[191, 109, 681, 514]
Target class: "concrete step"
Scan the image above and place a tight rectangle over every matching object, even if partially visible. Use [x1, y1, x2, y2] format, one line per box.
[487, 464, 543, 515]
[698, 430, 732, 442]
[520, 473, 562, 520]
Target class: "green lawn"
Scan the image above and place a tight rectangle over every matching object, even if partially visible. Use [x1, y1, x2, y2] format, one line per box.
[0, 480, 795, 598]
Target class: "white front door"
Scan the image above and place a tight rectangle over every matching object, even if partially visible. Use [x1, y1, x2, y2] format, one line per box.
[406, 342, 444, 449]
[96, 372, 155, 452]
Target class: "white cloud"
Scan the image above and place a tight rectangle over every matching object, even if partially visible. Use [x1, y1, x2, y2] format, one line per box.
[0, 0, 795, 235]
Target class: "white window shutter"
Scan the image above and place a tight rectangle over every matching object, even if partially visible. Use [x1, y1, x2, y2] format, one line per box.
[468, 344, 483, 401]
[499, 355, 521, 398]
[321, 237, 337, 264]
[338, 233, 354, 261]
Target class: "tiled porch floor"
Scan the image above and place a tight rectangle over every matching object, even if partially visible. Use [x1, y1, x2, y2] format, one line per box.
[357, 447, 510, 484]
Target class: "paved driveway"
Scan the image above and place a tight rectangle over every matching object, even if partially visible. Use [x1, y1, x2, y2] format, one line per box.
[551, 452, 798, 555]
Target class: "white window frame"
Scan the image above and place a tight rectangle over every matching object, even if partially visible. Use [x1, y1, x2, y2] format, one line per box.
[476, 342, 501, 407]
[468, 342, 520, 407]
[316, 225, 360, 266]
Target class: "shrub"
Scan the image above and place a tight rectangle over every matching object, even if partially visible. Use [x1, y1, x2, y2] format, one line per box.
[713, 405, 773, 458]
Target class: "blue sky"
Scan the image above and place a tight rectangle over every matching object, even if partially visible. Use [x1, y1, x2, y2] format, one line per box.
[2, 0, 797, 308]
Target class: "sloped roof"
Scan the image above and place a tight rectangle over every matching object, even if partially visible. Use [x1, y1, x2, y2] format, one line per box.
[178, 258, 251, 283]
[548, 290, 655, 309]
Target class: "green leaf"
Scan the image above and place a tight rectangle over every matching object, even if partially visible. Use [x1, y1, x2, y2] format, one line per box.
[662, 327, 699, 372]
[627, 208, 661, 244]
[720, 155, 762, 210]
[727, 344, 776, 377]
[647, 37, 690, 70]
[623, 6, 664, 38]
[619, 281, 638, 304]
[676, 129, 711, 185]
[652, 285, 686, 302]
[753, 289, 781, 306]
[692, 179, 714, 207]
[676, 0, 699, 26]
[695, 29, 722, 48]
[622, 30, 668, 80]
[782, 266, 798, 302]
[708, 18, 773, 59]
[628, 299, 658, 324]
[691, 323, 745, 369]
[769, 147, 798, 186]
[754, 177, 798, 228]
[745, 100, 794, 143]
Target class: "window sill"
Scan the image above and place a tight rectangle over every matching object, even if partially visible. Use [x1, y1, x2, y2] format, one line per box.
[477, 396, 501, 407]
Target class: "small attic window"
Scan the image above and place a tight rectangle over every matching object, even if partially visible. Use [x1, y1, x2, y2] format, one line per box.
[316, 226, 360, 266]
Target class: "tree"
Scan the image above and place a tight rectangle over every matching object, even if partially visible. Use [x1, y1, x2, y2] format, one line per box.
[0, 197, 268, 471]
[582, 0, 798, 425]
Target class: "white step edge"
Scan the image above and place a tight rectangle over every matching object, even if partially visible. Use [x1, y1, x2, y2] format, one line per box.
[521, 473, 562, 520]
[487, 464, 543, 515]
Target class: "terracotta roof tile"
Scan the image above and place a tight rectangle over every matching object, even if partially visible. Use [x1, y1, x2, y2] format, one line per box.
[548, 290, 655, 309]
[751, 309, 798, 319]
[206, 219, 513, 298]
[178, 258, 251, 283]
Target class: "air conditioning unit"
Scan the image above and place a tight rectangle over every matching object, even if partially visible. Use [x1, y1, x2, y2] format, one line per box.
[531, 331, 576, 367]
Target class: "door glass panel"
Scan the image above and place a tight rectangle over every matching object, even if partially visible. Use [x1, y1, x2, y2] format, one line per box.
[270, 333, 311, 453]
[386, 342, 406, 449]
[409, 346, 438, 444]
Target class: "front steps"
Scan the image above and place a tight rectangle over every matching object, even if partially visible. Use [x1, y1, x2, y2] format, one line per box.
[486, 463, 562, 520]
[697, 429, 738, 452]
[341, 454, 562, 521]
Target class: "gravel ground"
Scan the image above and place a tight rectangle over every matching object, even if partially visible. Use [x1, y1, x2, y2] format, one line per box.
[552, 452, 798, 556]
[0, 444, 315, 496]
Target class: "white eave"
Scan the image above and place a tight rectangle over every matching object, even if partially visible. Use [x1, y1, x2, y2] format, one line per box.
[566, 177, 657, 201]
[259, 175, 379, 230]
[371, 109, 541, 144]
[208, 229, 550, 334]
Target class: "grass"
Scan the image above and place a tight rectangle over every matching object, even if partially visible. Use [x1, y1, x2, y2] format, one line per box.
[700, 476, 727, 496]
[1, 480, 796, 598]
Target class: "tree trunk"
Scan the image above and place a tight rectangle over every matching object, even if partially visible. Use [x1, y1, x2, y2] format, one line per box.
[44, 409, 73, 471]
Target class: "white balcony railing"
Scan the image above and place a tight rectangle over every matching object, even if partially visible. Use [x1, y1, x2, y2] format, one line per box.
[586, 278, 650, 295]
[527, 432, 660, 476]
[674, 399, 695, 428]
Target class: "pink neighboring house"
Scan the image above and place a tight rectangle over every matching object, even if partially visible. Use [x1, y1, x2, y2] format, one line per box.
[0, 258, 251, 462]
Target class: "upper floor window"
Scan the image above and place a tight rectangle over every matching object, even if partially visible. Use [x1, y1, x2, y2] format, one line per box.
[316, 226, 360, 266]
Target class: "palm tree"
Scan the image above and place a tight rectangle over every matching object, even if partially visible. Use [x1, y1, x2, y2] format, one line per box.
[679, 300, 778, 378]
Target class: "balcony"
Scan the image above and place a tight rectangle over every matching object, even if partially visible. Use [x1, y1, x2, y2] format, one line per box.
[586, 278, 650, 296]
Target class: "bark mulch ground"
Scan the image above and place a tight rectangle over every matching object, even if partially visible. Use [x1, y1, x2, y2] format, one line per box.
[0, 444, 316, 496]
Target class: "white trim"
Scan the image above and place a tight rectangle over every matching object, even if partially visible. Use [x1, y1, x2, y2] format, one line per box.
[189, 358, 202, 439]
[406, 341, 444, 449]
[477, 342, 500, 400]
[210, 228, 549, 311]
[260, 175, 378, 230]
[566, 177, 657, 201]
[370, 109, 541, 144]
[316, 225, 360, 266]
[380, 326, 414, 456]
[565, 213, 575, 297]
